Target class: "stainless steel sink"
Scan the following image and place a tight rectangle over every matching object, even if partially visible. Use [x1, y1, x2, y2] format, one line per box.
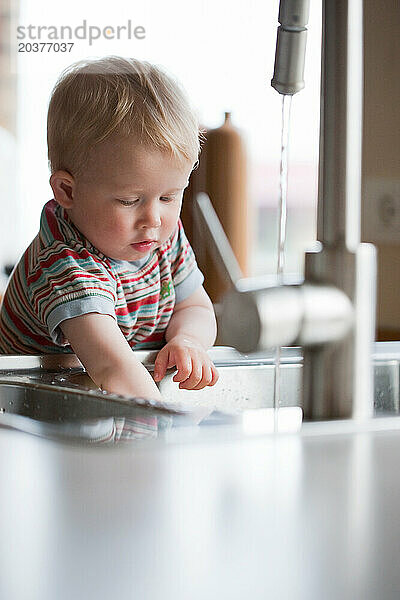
[0, 342, 398, 442]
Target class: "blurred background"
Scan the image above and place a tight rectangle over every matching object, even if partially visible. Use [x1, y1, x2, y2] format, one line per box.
[0, 0, 398, 339]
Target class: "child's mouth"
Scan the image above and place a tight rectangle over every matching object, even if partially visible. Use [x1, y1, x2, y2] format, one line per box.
[131, 240, 156, 252]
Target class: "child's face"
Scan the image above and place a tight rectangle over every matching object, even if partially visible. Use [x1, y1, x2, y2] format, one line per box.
[66, 139, 193, 261]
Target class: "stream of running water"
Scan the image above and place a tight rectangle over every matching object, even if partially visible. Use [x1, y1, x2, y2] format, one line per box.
[273, 94, 292, 430]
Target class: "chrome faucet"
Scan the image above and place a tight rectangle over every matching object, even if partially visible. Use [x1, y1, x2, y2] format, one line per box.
[197, 0, 377, 420]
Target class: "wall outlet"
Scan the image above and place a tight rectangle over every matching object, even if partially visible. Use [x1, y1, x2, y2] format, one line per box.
[363, 177, 400, 244]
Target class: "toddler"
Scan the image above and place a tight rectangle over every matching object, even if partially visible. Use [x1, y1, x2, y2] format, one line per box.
[0, 56, 218, 402]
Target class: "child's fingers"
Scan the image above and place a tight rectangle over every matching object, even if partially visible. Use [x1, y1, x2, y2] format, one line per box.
[153, 349, 170, 382]
[177, 359, 203, 390]
[172, 349, 193, 383]
[191, 365, 214, 390]
[190, 361, 219, 390]
[166, 352, 177, 369]
[173, 355, 220, 390]
[209, 364, 219, 386]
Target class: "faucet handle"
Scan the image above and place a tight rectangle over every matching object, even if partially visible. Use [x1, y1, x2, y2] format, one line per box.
[194, 193, 244, 290]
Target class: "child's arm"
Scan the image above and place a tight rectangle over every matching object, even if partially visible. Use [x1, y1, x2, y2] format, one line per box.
[153, 286, 219, 390]
[60, 313, 162, 400]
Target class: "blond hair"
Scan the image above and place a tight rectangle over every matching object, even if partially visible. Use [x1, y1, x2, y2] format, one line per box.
[47, 56, 201, 175]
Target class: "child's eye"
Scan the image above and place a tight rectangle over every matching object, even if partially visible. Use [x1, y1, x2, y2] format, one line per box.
[160, 196, 174, 203]
[117, 199, 139, 207]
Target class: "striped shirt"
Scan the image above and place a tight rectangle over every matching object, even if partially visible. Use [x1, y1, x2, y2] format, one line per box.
[0, 199, 203, 354]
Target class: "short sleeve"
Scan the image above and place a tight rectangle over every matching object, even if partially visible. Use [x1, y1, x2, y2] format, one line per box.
[27, 244, 117, 346]
[168, 220, 204, 303]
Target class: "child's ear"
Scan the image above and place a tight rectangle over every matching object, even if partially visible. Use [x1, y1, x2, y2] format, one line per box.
[49, 171, 75, 209]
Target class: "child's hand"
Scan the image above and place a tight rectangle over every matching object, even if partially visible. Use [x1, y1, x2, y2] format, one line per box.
[153, 335, 219, 390]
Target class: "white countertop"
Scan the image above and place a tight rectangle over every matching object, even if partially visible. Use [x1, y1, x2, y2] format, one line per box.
[1, 419, 400, 599]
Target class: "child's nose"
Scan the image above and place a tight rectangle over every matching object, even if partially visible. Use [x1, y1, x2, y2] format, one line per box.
[139, 201, 161, 229]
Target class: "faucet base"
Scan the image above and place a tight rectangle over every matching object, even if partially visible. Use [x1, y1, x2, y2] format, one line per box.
[302, 243, 376, 420]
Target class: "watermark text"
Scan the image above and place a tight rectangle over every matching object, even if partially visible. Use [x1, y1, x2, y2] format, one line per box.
[17, 20, 146, 46]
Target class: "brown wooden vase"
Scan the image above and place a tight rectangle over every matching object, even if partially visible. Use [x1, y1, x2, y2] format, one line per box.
[182, 112, 248, 303]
